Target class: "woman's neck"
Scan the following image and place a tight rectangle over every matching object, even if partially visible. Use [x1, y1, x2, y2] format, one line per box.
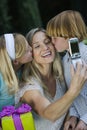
[39, 64, 52, 77]
[42, 73, 56, 97]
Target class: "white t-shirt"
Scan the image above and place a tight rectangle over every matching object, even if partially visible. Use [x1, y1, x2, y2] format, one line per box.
[15, 78, 66, 130]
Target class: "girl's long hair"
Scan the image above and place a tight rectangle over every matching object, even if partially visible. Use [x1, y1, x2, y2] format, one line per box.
[0, 33, 27, 93]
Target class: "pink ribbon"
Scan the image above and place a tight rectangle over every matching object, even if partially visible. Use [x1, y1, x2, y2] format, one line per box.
[0, 104, 32, 130]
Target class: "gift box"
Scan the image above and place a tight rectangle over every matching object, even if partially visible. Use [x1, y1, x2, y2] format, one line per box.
[0, 104, 36, 130]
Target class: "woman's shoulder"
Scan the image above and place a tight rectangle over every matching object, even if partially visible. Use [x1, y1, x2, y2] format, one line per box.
[20, 77, 43, 92]
[15, 77, 44, 104]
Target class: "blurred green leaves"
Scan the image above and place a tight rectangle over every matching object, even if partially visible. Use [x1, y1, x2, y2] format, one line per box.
[0, 0, 42, 35]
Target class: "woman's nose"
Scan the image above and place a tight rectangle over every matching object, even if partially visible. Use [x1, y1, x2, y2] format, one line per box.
[43, 44, 49, 50]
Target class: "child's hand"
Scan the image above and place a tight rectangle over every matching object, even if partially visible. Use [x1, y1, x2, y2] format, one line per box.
[64, 116, 78, 130]
[75, 120, 87, 130]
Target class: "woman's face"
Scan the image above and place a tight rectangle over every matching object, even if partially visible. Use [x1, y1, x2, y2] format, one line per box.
[52, 36, 69, 52]
[32, 31, 55, 64]
[17, 41, 32, 64]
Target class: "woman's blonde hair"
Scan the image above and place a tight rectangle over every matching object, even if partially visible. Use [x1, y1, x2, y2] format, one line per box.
[23, 28, 64, 91]
[0, 33, 27, 93]
[46, 10, 87, 41]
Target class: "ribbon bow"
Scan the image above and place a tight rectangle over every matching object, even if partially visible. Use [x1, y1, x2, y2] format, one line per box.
[0, 104, 32, 130]
[0, 104, 32, 118]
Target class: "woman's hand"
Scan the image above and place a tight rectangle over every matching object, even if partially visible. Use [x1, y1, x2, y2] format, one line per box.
[69, 61, 87, 97]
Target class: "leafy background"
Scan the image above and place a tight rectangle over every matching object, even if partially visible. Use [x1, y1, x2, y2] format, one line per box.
[0, 0, 87, 35]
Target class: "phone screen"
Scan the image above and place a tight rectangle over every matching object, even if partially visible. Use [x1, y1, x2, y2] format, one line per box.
[70, 40, 79, 54]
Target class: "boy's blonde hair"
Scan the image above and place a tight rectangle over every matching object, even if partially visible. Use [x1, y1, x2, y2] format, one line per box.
[47, 10, 87, 41]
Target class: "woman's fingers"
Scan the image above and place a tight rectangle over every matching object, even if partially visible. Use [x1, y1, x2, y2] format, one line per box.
[71, 60, 87, 80]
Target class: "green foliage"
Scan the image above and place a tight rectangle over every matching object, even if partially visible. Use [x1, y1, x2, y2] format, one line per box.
[0, 0, 12, 34]
[0, 0, 42, 35]
[16, 0, 42, 34]
[83, 39, 87, 45]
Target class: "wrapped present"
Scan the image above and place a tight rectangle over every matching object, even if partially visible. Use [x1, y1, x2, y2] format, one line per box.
[0, 104, 36, 130]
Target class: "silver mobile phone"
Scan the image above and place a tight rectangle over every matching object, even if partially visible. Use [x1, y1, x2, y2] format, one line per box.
[68, 37, 82, 69]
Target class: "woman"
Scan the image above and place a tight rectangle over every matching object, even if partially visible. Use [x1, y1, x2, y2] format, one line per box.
[46, 10, 87, 130]
[0, 33, 32, 111]
[16, 28, 87, 130]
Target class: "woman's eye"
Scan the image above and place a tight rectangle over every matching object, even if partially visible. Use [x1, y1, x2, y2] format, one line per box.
[34, 45, 40, 48]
